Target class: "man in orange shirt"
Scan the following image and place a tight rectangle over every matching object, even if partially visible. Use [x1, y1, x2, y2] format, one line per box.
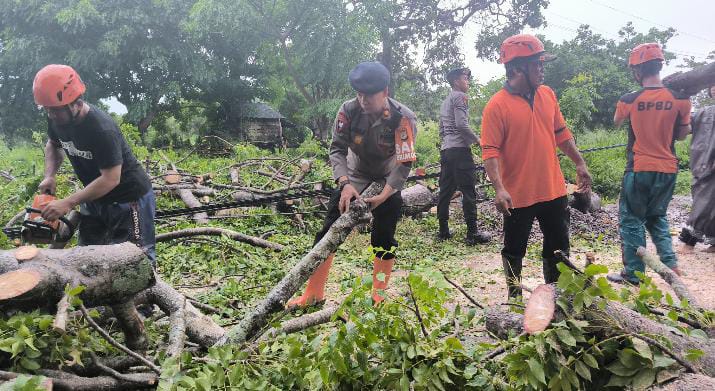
[607, 43, 691, 284]
[481, 34, 592, 299]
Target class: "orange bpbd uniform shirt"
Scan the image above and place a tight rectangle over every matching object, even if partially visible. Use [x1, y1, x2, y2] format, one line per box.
[615, 88, 691, 173]
[480, 85, 573, 209]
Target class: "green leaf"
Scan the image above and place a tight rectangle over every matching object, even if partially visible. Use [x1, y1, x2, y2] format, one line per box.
[376, 272, 386, 282]
[653, 354, 676, 368]
[631, 338, 653, 361]
[632, 368, 656, 390]
[400, 374, 410, 391]
[582, 353, 598, 369]
[574, 360, 591, 381]
[556, 329, 577, 347]
[604, 374, 630, 388]
[606, 361, 640, 377]
[665, 293, 674, 306]
[685, 349, 704, 361]
[37, 318, 52, 331]
[19, 357, 40, 371]
[406, 345, 416, 359]
[667, 310, 679, 322]
[689, 329, 708, 339]
[584, 264, 608, 276]
[67, 285, 86, 297]
[527, 358, 546, 385]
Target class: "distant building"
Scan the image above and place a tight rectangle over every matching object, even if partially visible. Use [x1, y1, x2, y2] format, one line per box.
[229, 102, 297, 148]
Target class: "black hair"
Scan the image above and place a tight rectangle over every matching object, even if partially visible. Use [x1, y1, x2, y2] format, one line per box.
[447, 68, 470, 87]
[633, 59, 663, 78]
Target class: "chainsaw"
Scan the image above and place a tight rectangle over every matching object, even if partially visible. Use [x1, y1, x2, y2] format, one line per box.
[2, 193, 75, 245]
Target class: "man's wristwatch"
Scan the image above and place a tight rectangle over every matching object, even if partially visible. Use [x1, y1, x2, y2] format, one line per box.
[338, 179, 351, 191]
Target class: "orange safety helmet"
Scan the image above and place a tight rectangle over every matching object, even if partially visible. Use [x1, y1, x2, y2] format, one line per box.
[628, 43, 665, 66]
[498, 34, 556, 64]
[33, 64, 86, 107]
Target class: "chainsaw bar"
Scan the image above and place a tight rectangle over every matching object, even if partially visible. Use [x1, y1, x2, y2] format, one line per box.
[2, 227, 22, 240]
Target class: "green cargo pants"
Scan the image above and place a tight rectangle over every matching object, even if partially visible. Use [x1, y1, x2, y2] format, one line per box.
[619, 171, 677, 282]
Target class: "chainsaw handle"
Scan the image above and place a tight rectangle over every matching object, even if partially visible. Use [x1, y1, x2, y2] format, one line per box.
[25, 207, 76, 242]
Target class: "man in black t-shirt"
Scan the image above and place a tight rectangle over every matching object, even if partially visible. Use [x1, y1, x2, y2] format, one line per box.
[33, 64, 156, 264]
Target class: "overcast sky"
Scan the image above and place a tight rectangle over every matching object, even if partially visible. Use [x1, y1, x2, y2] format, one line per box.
[106, 0, 714, 114]
[463, 0, 715, 83]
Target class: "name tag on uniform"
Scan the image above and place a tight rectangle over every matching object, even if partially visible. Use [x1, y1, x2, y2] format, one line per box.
[395, 118, 416, 163]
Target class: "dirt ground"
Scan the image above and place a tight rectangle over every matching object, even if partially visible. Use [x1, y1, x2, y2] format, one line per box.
[377, 195, 714, 311]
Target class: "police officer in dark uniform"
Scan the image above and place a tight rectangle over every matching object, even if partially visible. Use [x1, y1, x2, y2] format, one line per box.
[437, 67, 490, 245]
[287, 62, 419, 308]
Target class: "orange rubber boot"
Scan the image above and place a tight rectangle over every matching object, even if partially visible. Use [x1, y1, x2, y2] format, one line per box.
[371, 257, 395, 304]
[286, 254, 334, 309]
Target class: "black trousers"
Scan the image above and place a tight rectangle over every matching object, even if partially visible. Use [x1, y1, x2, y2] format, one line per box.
[437, 147, 477, 228]
[315, 189, 403, 260]
[501, 196, 570, 294]
[78, 190, 156, 265]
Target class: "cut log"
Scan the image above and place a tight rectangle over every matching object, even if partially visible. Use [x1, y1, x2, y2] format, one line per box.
[523, 284, 556, 334]
[217, 183, 382, 345]
[401, 184, 437, 216]
[164, 169, 181, 185]
[156, 227, 283, 251]
[14, 246, 39, 262]
[0, 269, 41, 300]
[637, 247, 700, 309]
[663, 62, 715, 97]
[0, 243, 154, 309]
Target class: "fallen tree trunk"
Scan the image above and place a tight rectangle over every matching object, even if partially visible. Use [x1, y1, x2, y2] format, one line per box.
[0, 243, 154, 309]
[650, 373, 715, 390]
[217, 183, 382, 345]
[401, 184, 437, 216]
[156, 227, 283, 251]
[584, 300, 715, 377]
[0, 170, 14, 181]
[486, 299, 715, 377]
[175, 189, 209, 224]
[663, 62, 715, 97]
[638, 247, 701, 309]
[485, 306, 524, 339]
[38, 369, 157, 391]
[153, 184, 215, 197]
[257, 305, 339, 343]
[134, 279, 226, 348]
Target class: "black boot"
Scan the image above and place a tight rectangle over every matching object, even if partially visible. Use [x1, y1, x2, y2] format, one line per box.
[465, 228, 491, 246]
[542, 257, 561, 284]
[437, 220, 452, 240]
[502, 255, 523, 299]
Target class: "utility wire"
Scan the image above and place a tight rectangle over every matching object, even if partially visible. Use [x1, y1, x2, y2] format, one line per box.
[543, 10, 712, 59]
[588, 0, 715, 45]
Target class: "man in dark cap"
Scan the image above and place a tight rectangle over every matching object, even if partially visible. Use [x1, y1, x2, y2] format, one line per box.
[437, 67, 490, 245]
[287, 61, 418, 308]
